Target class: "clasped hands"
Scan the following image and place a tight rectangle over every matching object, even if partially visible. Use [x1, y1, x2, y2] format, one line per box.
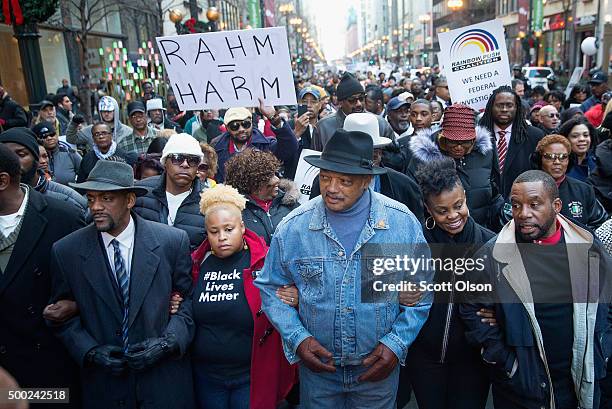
[86, 334, 178, 376]
[296, 337, 398, 383]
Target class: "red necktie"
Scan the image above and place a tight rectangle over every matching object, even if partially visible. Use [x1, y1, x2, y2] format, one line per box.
[497, 130, 507, 172]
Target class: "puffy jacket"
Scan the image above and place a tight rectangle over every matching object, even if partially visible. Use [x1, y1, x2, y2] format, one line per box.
[242, 180, 301, 245]
[406, 126, 504, 230]
[47, 144, 82, 185]
[33, 170, 88, 216]
[590, 139, 612, 213]
[213, 120, 298, 183]
[133, 175, 209, 250]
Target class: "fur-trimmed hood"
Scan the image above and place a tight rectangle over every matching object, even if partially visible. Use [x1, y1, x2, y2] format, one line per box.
[409, 125, 493, 162]
[278, 178, 300, 206]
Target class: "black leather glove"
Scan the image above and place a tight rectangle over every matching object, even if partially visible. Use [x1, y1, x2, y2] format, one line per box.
[72, 114, 85, 124]
[124, 334, 178, 372]
[85, 345, 126, 376]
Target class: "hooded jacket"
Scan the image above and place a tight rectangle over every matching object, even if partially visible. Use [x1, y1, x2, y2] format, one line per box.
[242, 179, 301, 245]
[66, 96, 132, 151]
[589, 139, 612, 213]
[406, 126, 504, 230]
[191, 229, 296, 409]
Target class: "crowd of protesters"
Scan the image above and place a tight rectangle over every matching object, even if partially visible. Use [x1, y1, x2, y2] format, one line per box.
[0, 63, 612, 409]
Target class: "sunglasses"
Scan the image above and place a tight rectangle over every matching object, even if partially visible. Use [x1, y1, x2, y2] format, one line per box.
[545, 113, 560, 118]
[228, 120, 252, 132]
[168, 153, 201, 167]
[39, 133, 56, 139]
[542, 152, 569, 162]
[346, 95, 365, 104]
[441, 137, 474, 148]
[197, 163, 209, 172]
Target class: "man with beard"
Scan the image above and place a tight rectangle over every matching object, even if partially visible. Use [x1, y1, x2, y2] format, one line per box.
[312, 72, 395, 151]
[386, 95, 413, 141]
[212, 98, 298, 183]
[479, 86, 544, 198]
[49, 160, 195, 409]
[460, 170, 612, 409]
[146, 98, 182, 133]
[0, 143, 84, 409]
[54, 93, 73, 134]
[0, 127, 87, 214]
[410, 79, 425, 99]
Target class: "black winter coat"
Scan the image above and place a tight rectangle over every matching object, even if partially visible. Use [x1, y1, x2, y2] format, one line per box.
[76, 147, 135, 183]
[242, 179, 301, 245]
[133, 175, 208, 250]
[309, 167, 424, 222]
[589, 139, 612, 213]
[0, 189, 84, 408]
[0, 95, 27, 130]
[406, 126, 504, 230]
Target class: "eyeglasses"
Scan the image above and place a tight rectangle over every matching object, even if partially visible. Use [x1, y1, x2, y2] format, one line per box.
[542, 152, 569, 162]
[168, 153, 201, 167]
[545, 113, 560, 118]
[197, 163, 209, 172]
[346, 95, 365, 104]
[227, 120, 252, 132]
[93, 131, 111, 138]
[39, 133, 56, 139]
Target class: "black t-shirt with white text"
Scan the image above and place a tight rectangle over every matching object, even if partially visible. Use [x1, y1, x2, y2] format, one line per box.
[192, 249, 253, 379]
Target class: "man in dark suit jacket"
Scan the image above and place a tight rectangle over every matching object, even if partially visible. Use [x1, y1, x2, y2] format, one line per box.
[479, 86, 544, 198]
[0, 143, 84, 409]
[49, 160, 195, 409]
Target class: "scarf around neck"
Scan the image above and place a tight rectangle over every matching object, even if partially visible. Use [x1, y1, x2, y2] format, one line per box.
[93, 141, 118, 160]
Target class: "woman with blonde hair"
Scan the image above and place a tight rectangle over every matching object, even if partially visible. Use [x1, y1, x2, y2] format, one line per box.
[190, 185, 297, 409]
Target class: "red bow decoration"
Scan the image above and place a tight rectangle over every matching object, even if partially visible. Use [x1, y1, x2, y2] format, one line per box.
[2, 0, 24, 25]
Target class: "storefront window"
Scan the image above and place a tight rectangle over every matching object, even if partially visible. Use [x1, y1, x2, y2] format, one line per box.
[39, 29, 71, 95]
[0, 25, 28, 107]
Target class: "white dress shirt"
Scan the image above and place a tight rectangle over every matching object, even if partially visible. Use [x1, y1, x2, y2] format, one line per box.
[0, 185, 29, 237]
[494, 123, 512, 147]
[101, 216, 135, 280]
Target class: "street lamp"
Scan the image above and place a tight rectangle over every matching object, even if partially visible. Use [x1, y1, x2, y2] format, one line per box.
[418, 14, 431, 66]
[447, 0, 463, 10]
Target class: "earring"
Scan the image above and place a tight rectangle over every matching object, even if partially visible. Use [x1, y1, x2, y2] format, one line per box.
[425, 216, 436, 230]
[243, 239, 249, 251]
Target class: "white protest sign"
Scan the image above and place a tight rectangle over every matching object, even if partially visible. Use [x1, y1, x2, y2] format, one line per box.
[564, 67, 583, 99]
[294, 149, 320, 204]
[156, 27, 296, 111]
[438, 19, 512, 111]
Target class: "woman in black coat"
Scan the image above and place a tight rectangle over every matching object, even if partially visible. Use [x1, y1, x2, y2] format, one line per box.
[399, 158, 494, 409]
[224, 148, 301, 245]
[406, 104, 504, 230]
[590, 138, 612, 212]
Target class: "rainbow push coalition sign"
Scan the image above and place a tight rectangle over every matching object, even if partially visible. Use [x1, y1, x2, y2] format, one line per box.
[438, 19, 511, 111]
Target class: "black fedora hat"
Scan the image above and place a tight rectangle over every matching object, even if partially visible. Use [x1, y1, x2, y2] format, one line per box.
[69, 160, 149, 196]
[304, 129, 386, 175]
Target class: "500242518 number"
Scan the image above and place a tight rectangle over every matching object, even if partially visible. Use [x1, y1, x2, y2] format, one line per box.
[1, 388, 69, 403]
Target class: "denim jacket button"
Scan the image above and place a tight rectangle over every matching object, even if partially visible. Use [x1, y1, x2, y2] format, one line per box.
[540, 382, 546, 388]
[338, 251, 344, 257]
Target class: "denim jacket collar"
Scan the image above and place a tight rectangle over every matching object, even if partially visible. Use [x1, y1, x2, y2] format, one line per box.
[308, 188, 391, 232]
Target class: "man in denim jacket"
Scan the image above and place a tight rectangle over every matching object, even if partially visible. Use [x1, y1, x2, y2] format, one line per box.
[256, 129, 433, 409]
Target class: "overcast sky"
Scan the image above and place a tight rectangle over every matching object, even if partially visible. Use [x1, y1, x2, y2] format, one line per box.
[311, 0, 352, 61]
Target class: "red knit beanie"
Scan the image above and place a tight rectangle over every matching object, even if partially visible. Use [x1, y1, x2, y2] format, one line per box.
[441, 104, 476, 141]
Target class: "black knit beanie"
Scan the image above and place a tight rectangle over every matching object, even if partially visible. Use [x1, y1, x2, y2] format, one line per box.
[336, 72, 364, 101]
[0, 127, 40, 162]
